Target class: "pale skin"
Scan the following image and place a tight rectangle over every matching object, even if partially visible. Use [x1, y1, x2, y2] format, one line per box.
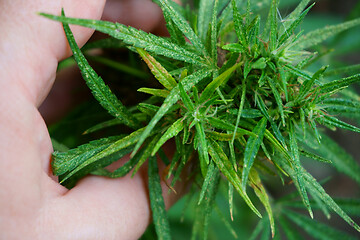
[0, 0, 181, 239]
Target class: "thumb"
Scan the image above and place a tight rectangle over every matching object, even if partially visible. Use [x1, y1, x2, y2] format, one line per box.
[0, 0, 106, 106]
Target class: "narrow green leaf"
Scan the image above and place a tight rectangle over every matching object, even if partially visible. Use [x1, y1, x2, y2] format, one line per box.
[148, 156, 171, 240]
[191, 169, 220, 240]
[137, 48, 177, 90]
[195, 122, 210, 167]
[318, 74, 360, 95]
[318, 114, 360, 133]
[283, 0, 310, 30]
[324, 63, 360, 77]
[91, 146, 147, 178]
[289, 121, 313, 218]
[297, 65, 328, 102]
[319, 98, 360, 115]
[285, 64, 312, 81]
[278, 3, 314, 45]
[210, 0, 219, 61]
[297, 17, 360, 49]
[221, 43, 245, 53]
[83, 119, 123, 134]
[242, 117, 267, 189]
[138, 88, 170, 98]
[284, 210, 358, 240]
[162, 8, 185, 45]
[256, 95, 287, 147]
[198, 161, 218, 204]
[198, 0, 215, 39]
[299, 149, 332, 164]
[138, 103, 160, 116]
[208, 139, 262, 218]
[200, 62, 241, 103]
[178, 81, 195, 111]
[267, 77, 285, 126]
[60, 13, 140, 129]
[269, 0, 278, 51]
[132, 69, 212, 157]
[52, 136, 122, 176]
[249, 169, 275, 237]
[231, 0, 248, 47]
[156, 0, 209, 58]
[207, 117, 256, 137]
[40, 13, 206, 65]
[206, 131, 246, 141]
[60, 127, 146, 183]
[152, 119, 184, 156]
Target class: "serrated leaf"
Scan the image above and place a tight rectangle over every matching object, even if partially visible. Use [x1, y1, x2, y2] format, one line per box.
[283, 0, 310, 30]
[155, 0, 209, 59]
[284, 210, 357, 240]
[60, 127, 147, 183]
[318, 74, 360, 95]
[231, 0, 248, 47]
[268, 0, 278, 51]
[296, 165, 360, 232]
[297, 17, 360, 49]
[208, 139, 262, 218]
[148, 156, 171, 240]
[319, 98, 360, 115]
[132, 69, 212, 157]
[278, 3, 314, 45]
[242, 117, 267, 189]
[40, 13, 206, 66]
[317, 114, 360, 133]
[60, 12, 140, 129]
[162, 7, 185, 46]
[152, 118, 184, 156]
[137, 48, 177, 90]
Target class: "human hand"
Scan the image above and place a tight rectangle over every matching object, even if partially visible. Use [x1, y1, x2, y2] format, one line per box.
[0, 1, 182, 239]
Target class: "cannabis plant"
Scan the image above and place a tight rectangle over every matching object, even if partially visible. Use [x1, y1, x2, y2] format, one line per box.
[41, 0, 360, 239]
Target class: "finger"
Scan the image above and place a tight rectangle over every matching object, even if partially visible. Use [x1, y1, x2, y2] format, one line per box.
[102, 0, 163, 32]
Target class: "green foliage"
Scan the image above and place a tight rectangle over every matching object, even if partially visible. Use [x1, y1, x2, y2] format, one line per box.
[42, 0, 360, 239]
